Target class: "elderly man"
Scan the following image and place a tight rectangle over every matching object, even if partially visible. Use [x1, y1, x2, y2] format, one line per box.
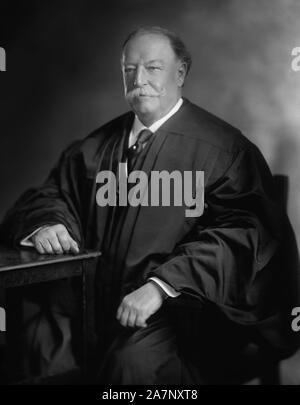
[0, 27, 298, 384]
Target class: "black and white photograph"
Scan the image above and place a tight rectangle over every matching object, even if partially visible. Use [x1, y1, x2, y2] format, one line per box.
[0, 0, 300, 391]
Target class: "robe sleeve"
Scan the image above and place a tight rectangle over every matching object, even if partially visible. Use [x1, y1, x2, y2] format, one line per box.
[0, 141, 84, 248]
[145, 142, 287, 327]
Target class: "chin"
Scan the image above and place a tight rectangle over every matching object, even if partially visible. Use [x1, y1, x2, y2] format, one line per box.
[132, 97, 158, 116]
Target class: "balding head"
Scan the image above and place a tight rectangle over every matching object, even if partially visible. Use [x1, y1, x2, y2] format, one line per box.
[121, 27, 191, 126]
[122, 27, 192, 76]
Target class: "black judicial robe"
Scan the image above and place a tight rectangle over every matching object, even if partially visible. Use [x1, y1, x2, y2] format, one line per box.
[0, 98, 298, 355]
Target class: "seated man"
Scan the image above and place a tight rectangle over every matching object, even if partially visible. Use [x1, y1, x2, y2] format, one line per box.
[0, 26, 299, 384]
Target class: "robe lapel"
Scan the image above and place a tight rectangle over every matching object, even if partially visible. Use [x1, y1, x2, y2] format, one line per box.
[93, 113, 133, 252]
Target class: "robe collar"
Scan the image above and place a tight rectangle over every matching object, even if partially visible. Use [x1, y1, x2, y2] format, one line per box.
[129, 98, 183, 146]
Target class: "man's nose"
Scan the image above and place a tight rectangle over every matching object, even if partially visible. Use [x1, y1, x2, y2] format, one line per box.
[134, 66, 147, 87]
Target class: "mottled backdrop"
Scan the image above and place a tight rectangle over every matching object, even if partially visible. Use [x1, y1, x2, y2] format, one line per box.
[0, 0, 299, 250]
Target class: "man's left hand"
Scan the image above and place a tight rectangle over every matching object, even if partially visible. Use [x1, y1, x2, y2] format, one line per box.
[116, 282, 165, 328]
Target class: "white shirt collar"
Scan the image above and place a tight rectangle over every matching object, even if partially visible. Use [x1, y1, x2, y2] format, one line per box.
[129, 98, 183, 146]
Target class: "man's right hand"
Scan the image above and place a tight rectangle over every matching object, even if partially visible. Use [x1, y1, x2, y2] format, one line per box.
[31, 224, 79, 255]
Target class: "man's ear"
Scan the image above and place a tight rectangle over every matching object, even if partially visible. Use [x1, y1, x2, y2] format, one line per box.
[177, 62, 187, 87]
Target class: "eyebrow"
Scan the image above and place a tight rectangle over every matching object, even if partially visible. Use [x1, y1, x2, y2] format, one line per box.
[123, 59, 164, 65]
[146, 59, 164, 64]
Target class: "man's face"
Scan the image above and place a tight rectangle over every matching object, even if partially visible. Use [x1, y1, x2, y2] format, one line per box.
[122, 33, 186, 126]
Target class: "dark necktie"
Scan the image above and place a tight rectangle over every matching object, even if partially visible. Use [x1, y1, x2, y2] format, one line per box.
[127, 128, 153, 172]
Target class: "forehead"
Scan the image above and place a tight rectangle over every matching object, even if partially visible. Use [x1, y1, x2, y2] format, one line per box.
[123, 33, 177, 63]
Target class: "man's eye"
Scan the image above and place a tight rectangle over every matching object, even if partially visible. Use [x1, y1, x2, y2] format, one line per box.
[124, 67, 136, 74]
[147, 66, 161, 72]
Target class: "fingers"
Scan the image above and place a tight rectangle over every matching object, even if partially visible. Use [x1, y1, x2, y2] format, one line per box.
[117, 306, 131, 328]
[116, 304, 146, 329]
[35, 240, 46, 254]
[127, 311, 137, 328]
[55, 225, 79, 254]
[116, 306, 128, 327]
[33, 231, 54, 254]
[41, 238, 54, 254]
[119, 308, 130, 328]
[48, 232, 63, 254]
[69, 238, 80, 254]
[32, 224, 79, 255]
[116, 305, 123, 321]
[135, 316, 147, 328]
[118, 310, 137, 328]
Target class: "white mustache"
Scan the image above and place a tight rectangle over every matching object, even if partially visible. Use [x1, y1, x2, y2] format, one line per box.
[126, 86, 166, 98]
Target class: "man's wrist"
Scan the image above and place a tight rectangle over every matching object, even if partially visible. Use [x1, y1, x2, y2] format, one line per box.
[148, 280, 169, 300]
